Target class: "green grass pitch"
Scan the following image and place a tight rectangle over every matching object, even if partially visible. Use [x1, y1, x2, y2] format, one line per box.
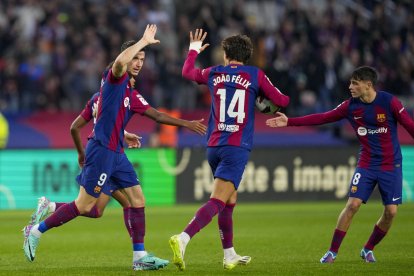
[1, 201, 413, 275]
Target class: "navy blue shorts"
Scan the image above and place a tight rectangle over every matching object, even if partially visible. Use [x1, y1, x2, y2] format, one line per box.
[348, 167, 402, 205]
[77, 140, 139, 198]
[207, 146, 250, 189]
[76, 174, 115, 196]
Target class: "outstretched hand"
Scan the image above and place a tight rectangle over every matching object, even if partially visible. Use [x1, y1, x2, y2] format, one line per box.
[142, 24, 160, 45]
[266, 112, 288, 128]
[189, 29, 210, 53]
[125, 132, 142, 148]
[187, 118, 207, 135]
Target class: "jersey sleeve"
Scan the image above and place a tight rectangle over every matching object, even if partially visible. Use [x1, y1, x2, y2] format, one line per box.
[182, 50, 211, 84]
[107, 68, 128, 85]
[288, 100, 349, 126]
[258, 70, 290, 107]
[80, 93, 99, 122]
[130, 90, 151, 115]
[391, 96, 414, 138]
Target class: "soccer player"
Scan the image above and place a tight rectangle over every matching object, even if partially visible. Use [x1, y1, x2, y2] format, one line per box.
[169, 29, 290, 271]
[266, 66, 414, 263]
[28, 90, 141, 227]
[23, 24, 207, 271]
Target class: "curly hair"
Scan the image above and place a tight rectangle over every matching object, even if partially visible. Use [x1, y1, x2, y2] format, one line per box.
[221, 34, 253, 64]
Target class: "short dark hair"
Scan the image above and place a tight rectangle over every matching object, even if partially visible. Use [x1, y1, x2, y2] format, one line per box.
[121, 40, 136, 51]
[221, 34, 253, 64]
[121, 40, 146, 53]
[350, 66, 378, 85]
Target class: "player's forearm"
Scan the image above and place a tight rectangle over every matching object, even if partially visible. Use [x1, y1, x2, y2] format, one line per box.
[154, 112, 187, 127]
[259, 73, 290, 108]
[70, 128, 85, 154]
[268, 92, 289, 108]
[288, 111, 341, 126]
[182, 50, 199, 81]
[70, 116, 88, 154]
[117, 39, 148, 65]
[113, 39, 148, 77]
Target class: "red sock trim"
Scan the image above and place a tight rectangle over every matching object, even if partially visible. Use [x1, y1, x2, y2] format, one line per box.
[72, 201, 80, 215]
[210, 198, 225, 205]
[375, 224, 387, 235]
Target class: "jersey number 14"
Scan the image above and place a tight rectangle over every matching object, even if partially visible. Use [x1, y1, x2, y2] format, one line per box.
[217, 88, 246, 124]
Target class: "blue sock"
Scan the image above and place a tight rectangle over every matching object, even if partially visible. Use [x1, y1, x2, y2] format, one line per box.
[38, 221, 49, 233]
[133, 243, 145, 251]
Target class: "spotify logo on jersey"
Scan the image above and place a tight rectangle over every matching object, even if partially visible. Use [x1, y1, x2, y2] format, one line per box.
[357, 127, 367, 136]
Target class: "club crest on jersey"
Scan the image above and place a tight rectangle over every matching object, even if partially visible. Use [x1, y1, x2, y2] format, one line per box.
[94, 186, 102, 193]
[124, 97, 130, 109]
[377, 113, 386, 122]
[351, 186, 357, 193]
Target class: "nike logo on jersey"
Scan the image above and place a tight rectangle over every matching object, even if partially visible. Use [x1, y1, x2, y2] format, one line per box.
[392, 197, 401, 201]
[353, 116, 362, 120]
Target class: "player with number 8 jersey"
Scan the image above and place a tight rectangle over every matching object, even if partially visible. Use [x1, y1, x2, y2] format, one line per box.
[266, 66, 414, 263]
[168, 29, 289, 271]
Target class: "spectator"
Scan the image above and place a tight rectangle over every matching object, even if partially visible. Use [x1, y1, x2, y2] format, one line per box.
[0, 0, 413, 118]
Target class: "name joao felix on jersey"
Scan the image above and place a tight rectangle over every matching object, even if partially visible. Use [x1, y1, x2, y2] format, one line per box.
[213, 74, 252, 89]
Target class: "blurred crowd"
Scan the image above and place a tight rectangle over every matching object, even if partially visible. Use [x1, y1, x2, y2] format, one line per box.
[1, 0, 414, 116]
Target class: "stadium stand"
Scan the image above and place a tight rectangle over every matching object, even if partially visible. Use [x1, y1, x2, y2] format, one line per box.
[1, 0, 413, 147]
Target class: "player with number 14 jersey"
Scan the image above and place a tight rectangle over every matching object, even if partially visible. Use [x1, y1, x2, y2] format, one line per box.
[169, 29, 289, 272]
[184, 50, 289, 150]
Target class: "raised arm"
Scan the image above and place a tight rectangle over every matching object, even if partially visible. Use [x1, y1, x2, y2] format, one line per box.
[112, 24, 160, 78]
[182, 28, 210, 84]
[143, 107, 207, 135]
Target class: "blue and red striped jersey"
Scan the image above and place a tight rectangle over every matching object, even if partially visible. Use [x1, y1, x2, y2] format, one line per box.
[80, 92, 99, 123]
[92, 70, 150, 153]
[288, 91, 414, 170]
[183, 50, 289, 150]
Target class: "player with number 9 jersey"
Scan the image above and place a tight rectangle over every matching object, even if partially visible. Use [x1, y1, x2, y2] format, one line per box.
[22, 26, 207, 271]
